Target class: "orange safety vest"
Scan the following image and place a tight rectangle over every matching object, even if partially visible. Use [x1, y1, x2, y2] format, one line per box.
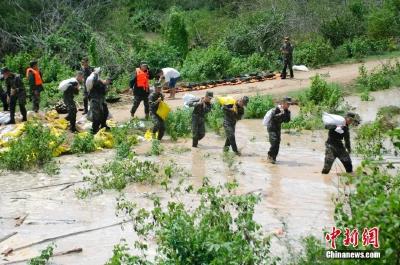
[26, 68, 43, 86]
[135, 68, 149, 90]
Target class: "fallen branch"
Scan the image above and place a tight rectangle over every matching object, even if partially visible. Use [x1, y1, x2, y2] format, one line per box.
[0, 232, 17, 244]
[2, 247, 82, 265]
[2, 220, 129, 255]
[15, 214, 28, 227]
[4, 181, 84, 193]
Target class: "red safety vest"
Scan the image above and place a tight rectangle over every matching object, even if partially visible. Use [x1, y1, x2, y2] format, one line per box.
[136, 68, 149, 90]
[26, 68, 43, 85]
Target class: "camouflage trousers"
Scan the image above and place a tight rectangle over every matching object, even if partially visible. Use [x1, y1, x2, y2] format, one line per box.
[322, 143, 353, 174]
[152, 113, 165, 140]
[267, 129, 281, 160]
[223, 122, 238, 153]
[192, 115, 206, 147]
[9, 91, 27, 123]
[64, 98, 77, 131]
[90, 98, 108, 134]
[131, 94, 149, 116]
[32, 89, 41, 113]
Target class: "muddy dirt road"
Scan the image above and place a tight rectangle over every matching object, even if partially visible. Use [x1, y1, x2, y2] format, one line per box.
[0, 58, 399, 264]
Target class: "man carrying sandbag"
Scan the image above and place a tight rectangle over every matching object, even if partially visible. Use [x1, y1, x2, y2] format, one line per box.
[191, 91, 213, 148]
[321, 112, 360, 174]
[1, 67, 27, 124]
[223, 96, 249, 156]
[265, 97, 291, 164]
[88, 71, 112, 134]
[80, 57, 94, 114]
[60, 71, 84, 132]
[149, 85, 166, 141]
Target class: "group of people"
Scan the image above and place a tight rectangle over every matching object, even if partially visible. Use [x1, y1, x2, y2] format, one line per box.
[0, 38, 357, 174]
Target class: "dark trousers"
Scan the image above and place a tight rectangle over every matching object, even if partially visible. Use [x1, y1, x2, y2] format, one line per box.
[322, 143, 353, 174]
[152, 113, 165, 140]
[223, 122, 238, 153]
[90, 99, 109, 134]
[282, 59, 293, 79]
[192, 116, 206, 147]
[65, 100, 77, 131]
[9, 94, 27, 123]
[131, 94, 149, 116]
[1, 91, 8, 111]
[32, 88, 41, 112]
[268, 129, 281, 160]
[83, 91, 89, 113]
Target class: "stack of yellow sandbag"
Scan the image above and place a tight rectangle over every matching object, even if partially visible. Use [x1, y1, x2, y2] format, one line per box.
[217, 96, 236, 106]
[45, 110, 59, 121]
[106, 119, 117, 128]
[94, 128, 114, 149]
[51, 118, 69, 130]
[3, 123, 26, 138]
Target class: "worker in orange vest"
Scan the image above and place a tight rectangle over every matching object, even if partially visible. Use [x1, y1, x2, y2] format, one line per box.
[26, 60, 44, 112]
[129, 62, 151, 119]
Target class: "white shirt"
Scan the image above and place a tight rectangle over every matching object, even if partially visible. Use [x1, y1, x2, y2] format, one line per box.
[162, 68, 180, 82]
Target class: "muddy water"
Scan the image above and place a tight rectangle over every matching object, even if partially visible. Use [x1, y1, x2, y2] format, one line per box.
[2, 85, 395, 264]
[345, 88, 400, 122]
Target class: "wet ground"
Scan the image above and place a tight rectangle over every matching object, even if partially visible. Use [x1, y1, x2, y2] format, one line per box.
[1, 58, 399, 264]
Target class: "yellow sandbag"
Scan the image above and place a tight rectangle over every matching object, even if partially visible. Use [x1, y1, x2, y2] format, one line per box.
[106, 119, 117, 128]
[217, 96, 236, 106]
[50, 127, 63, 137]
[156, 101, 171, 121]
[144, 129, 157, 142]
[51, 118, 69, 130]
[3, 123, 25, 138]
[52, 144, 70, 157]
[45, 110, 59, 121]
[94, 128, 114, 148]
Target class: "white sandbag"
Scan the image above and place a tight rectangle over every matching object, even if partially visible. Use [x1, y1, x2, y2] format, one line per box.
[59, 78, 78, 92]
[183, 93, 200, 107]
[322, 112, 345, 126]
[293, 65, 309, 72]
[262, 108, 274, 127]
[85, 67, 101, 91]
[0, 112, 10, 124]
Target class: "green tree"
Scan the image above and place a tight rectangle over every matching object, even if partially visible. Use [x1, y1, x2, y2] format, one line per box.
[88, 36, 99, 67]
[164, 8, 189, 58]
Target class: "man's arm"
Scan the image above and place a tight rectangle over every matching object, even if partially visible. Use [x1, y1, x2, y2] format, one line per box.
[28, 72, 35, 89]
[344, 127, 351, 153]
[129, 73, 137, 89]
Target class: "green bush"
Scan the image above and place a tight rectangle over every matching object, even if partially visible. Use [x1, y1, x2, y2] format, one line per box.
[244, 94, 274, 119]
[0, 121, 65, 170]
[181, 44, 232, 81]
[113, 181, 276, 264]
[367, 7, 399, 40]
[226, 53, 275, 77]
[356, 64, 394, 93]
[165, 107, 192, 141]
[71, 132, 97, 154]
[136, 41, 180, 71]
[4, 51, 33, 76]
[164, 8, 189, 57]
[294, 37, 334, 67]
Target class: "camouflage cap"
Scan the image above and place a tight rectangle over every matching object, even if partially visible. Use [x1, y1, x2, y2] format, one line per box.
[206, 91, 214, 98]
[242, 96, 249, 106]
[346, 112, 361, 125]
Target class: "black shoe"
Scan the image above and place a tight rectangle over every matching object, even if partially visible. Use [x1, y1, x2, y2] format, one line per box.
[22, 117, 27, 122]
[234, 151, 241, 156]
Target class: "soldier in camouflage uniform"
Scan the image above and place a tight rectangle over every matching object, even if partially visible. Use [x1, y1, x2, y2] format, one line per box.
[149, 85, 165, 140]
[80, 58, 94, 114]
[321, 112, 360, 174]
[267, 97, 291, 164]
[0, 78, 9, 111]
[89, 74, 112, 134]
[63, 72, 84, 132]
[191, 91, 213, 148]
[1, 67, 27, 124]
[280, 37, 294, 79]
[223, 96, 249, 156]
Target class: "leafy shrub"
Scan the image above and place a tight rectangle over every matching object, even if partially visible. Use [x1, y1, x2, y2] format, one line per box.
[367, 7, 399, 40]
[356, 64, 393, 92]
[206, 103, 224, 135]
[244, 94, 274, 119]
[181, 44, 232, 81]
[294, 37, 334, 67]
[150, 139, 163, 156]
[0, 121, 65, 170]
[164, 8, 189, 57]
[71, 132, 96, 154]
[321, 12, 364, 47]
[165, 107, 192, 141]
[111, 124, 139, 159]
[136, 41, 180, 71]
[76, 158, 160, 198]
[4, 51, 33, 76]
[113, 181, 276, 264]
[28, 244, 55, 265]
[355, 120, 385, 159]
[226, 53, 275, 77]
